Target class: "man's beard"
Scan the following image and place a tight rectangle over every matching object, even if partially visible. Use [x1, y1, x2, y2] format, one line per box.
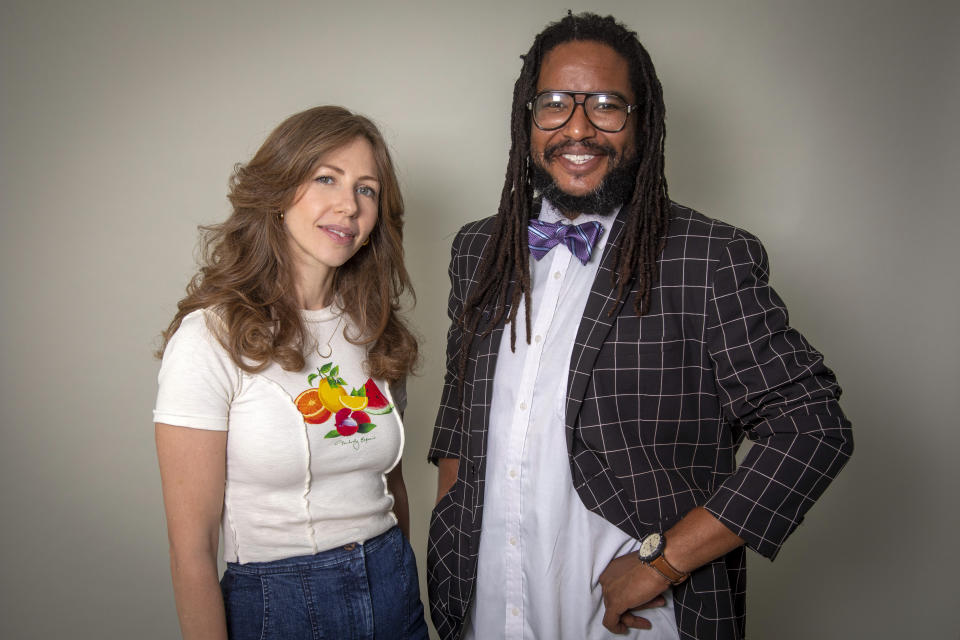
[530, 143, 639, 217]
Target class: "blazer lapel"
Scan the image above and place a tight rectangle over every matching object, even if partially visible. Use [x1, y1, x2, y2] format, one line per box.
[465, 239, 509, 462]
[564, 213, 633, 445]
[466, 319, 505, 459]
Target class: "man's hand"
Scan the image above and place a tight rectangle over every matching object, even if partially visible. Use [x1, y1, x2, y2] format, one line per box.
[598, 552, 670, 634]
[598, 509, 744, 634]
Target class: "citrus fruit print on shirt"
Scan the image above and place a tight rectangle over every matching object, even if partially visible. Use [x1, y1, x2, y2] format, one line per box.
[293, 362, 394, 443]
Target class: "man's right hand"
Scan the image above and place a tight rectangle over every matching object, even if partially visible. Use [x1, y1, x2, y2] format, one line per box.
[598, 552, 670, 633]
[436, 457, 459, 506]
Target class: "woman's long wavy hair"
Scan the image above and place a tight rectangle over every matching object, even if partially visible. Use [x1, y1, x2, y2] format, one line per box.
[158, 105, 418, 383]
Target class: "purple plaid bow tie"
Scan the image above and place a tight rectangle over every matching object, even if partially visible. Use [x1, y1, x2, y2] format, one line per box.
[528, 218, 603, 265]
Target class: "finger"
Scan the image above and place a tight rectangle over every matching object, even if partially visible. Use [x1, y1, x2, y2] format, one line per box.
[602, 608, 628, 633]
[621, 612, 653, 630]
[630, 595, 666, 610]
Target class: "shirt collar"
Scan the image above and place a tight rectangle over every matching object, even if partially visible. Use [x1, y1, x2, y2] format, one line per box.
[539, 198, 619, 229]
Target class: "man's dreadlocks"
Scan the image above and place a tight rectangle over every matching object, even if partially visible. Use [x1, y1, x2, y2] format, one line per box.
[457, 12, 670, 389]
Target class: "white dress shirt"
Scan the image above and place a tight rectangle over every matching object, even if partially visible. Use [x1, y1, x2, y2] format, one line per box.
[465, 200, 679, 639]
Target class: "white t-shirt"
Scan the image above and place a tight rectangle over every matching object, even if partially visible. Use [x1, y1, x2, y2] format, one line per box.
[154, 307, 404, 564]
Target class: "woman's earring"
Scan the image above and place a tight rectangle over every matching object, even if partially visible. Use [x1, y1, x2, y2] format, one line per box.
[362, 238, 370, 246]
[278, 211, 284, 222]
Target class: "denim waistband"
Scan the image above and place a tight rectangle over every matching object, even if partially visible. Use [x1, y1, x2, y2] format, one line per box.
[226, 525, 400, 575]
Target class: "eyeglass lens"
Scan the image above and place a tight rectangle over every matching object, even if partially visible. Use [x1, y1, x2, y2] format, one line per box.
[532, 92, 629, 132]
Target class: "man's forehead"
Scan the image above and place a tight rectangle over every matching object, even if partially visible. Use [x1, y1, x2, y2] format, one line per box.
[535, 40, 634, 100]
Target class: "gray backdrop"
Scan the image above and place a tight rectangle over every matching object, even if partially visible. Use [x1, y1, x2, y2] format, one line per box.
[2, 0, 957, 638]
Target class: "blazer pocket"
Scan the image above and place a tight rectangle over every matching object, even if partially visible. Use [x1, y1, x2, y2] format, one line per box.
[596, 339, 686, 399]
[428, 481, 459, 554]
[607, 314, 686, 351]
[426, 481, 460, 612]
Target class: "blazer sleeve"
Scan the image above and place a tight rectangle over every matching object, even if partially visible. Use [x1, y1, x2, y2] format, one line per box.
[702, 231, 853, 559]
[428, 228, 469, 464]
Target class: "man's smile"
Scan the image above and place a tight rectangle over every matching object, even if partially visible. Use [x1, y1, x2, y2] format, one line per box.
[561, 153, 597, 165]
[540, 141, 617, 180]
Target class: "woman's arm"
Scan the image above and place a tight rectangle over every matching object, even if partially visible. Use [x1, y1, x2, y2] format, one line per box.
[386, 461, 410, 539]
[156, 423, 228, 640]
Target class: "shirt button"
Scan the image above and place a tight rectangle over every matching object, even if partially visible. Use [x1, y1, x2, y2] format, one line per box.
[512, 607, 520, 617]
[509, 536, 517, 546]
[509, 468, 517, 478]
[534, 334, 542, 343]
[519, 401, 527, 410]
[553, 271, 562, 280]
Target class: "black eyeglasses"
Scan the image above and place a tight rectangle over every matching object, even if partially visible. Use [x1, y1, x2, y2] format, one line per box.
[527, 91, 637, 133]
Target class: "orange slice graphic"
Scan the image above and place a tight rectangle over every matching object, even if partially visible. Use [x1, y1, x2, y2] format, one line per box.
[295, 389, 332, 424]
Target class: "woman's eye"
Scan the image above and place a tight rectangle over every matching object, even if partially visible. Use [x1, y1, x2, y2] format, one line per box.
[314, 175, 335, 184]
[356, 185, 378, 198]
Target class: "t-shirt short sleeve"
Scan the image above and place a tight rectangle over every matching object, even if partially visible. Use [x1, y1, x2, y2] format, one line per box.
[153, 310, 238, 431]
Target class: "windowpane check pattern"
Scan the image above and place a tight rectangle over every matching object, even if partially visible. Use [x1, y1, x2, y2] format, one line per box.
[427, 203, 852, 640]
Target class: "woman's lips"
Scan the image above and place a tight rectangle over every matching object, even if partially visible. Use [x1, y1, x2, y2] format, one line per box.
[319, 225, 356, 245]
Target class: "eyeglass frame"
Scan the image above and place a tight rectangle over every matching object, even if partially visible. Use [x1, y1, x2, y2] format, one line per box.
[526, 90, 638, 133]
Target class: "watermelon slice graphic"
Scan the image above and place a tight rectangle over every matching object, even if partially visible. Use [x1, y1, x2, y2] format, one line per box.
[364, 378, 393, 415]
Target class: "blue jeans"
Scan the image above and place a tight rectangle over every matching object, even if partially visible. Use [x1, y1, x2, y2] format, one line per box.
[221, 526, 429, 639]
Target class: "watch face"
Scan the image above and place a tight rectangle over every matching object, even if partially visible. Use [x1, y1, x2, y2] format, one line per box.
[638, 533, 663, 560]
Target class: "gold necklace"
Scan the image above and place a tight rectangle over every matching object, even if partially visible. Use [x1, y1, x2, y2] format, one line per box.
[314, 313, 343, 359]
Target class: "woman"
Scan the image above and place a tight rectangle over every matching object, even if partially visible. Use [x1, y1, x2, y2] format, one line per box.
[154, 106, 427, 639]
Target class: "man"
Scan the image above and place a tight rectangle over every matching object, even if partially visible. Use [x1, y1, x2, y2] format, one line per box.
[428, 12, 852, 640]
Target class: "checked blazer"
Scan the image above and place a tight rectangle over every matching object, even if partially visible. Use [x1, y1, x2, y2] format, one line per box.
[427, 203, 853, 640]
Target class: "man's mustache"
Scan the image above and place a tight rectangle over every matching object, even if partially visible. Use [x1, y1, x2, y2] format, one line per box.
[543, 140, 616, 160]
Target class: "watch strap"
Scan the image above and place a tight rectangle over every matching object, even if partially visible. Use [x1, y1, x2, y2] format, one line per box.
[647, 554, 689, 585]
